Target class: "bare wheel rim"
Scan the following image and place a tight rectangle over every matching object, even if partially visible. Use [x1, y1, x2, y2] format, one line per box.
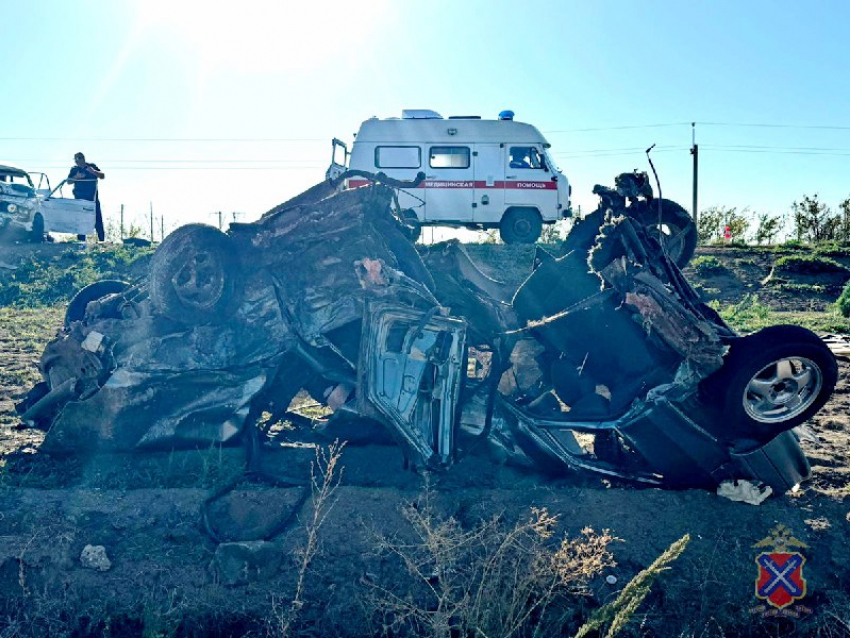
[742, 356, 823, 424]
[170, 251, 225, 309]
[647, 222, 685, 262]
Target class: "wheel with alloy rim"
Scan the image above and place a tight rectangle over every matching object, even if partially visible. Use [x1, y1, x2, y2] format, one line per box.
[499, 208, 542, 244]
[742, 355, 823, 424]
[149, 224, 242, 324]
[702, 325, 837, 439]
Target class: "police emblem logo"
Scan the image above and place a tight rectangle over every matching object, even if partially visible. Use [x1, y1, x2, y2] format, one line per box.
[753, 524, 808, 610]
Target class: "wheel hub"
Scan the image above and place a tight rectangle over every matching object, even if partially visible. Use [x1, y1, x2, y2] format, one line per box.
[514, 218, 531, 236]
[742, 356, 822, 424]
[649, 222, 684, 262]
[171, 251, 225, 309]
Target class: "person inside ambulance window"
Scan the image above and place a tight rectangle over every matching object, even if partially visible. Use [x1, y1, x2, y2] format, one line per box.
[509, 147, 543, 169]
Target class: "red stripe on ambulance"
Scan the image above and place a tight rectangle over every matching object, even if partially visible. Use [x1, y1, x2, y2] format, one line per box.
[347, 179, 556, 190]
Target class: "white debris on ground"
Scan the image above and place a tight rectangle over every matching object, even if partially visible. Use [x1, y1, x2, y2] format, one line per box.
[717, 480, 774, 505]
[80, 544, 112, 571]
[820, 334, 850, 356]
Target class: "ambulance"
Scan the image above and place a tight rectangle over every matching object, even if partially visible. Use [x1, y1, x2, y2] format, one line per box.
[327, 110, 570, 243]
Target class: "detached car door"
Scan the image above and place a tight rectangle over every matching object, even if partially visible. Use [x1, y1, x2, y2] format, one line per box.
[40, 183, 97, 235]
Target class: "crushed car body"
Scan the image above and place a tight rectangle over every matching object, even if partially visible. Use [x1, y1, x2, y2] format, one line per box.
[17, 170, 838, 495]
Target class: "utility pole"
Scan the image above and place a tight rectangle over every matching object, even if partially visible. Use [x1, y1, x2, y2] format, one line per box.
[120, 204, 124, 240]
[150, 202, 154, 242]
[208, 211, 224, 229]
[690, 122, 698, 228]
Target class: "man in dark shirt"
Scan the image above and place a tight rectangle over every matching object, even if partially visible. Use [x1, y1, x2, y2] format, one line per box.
[67, 152, 105, 241]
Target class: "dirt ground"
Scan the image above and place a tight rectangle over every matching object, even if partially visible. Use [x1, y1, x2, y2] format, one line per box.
[1, 244, 850, 637]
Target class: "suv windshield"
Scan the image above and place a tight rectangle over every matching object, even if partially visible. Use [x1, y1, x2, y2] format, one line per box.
[0, 171, 35, 197]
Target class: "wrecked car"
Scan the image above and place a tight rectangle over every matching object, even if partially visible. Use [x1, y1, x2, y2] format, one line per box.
[0, 165, 97, 242]
[17, 169, 837, 495]
[0, 165, 42, 239]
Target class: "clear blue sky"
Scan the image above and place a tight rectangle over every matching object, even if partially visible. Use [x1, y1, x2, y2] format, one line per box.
[2, 0, 849, 237]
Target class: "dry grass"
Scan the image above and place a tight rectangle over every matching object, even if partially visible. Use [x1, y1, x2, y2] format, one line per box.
[365, 487, 618, 638]
[269, 440, 346, 638]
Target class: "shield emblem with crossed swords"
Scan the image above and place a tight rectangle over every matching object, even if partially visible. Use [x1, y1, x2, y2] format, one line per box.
[753, 524, 808, 610]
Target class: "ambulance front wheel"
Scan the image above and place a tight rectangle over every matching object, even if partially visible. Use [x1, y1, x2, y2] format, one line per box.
[500, 208, 542, 244]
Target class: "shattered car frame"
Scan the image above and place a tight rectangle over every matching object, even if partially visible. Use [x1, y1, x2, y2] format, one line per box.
[18, 169, 837, 495]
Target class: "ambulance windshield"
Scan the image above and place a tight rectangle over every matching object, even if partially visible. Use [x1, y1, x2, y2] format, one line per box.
[543, 149, 560, 173]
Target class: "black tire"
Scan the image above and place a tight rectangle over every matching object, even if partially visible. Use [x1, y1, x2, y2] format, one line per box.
[499, 208, 542, 244]
[149, 224, 243, 325]
[64, 280, 130, 328]
[634, 199, 696, 268]
[30, 213, 45, 244]
[702, 325, 837, 439]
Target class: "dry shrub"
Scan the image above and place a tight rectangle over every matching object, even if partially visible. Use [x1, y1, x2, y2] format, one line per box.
[366, 489, 617, 638]
[269, 440, 346, 638]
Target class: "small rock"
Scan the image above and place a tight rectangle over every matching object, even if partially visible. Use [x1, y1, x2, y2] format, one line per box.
[80, 545, 112, 571]
[212, 541, 281, 586]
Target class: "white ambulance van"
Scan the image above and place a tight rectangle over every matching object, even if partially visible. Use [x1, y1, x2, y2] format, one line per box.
[328, 110, 570, 243]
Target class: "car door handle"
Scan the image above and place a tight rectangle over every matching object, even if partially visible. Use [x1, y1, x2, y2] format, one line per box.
[426, 175, 436, 179]
[506, 175, 517, 179]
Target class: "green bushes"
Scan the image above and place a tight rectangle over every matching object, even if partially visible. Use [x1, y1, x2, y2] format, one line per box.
[773, 254, 848, 276]
[0, 246, 152, 307]
[836, 282, 850, 318]
[690, 255, 727, 276]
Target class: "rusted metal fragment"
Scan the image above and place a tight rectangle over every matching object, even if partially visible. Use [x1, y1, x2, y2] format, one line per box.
[623, 289, 725, 377]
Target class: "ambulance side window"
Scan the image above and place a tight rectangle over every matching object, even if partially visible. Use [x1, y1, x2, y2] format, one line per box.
[429, 146, 470, 169]
[375, 146, 421, 169]
[509, 147, 543, 169]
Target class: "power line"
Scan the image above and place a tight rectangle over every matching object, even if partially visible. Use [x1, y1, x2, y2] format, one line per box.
[0, 137, 327, 142]
[702, 145, 850, 156]
[6, 158, 327, 164]
[4, 121, 849, 143]
[698, 121, 850, 131]
[544, 123, 691, 134]
[553, 145, 689, 158]
[10, 165, 324, 171]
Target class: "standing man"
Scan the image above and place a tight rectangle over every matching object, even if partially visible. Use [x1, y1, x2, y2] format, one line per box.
[68, 152, 105, 241]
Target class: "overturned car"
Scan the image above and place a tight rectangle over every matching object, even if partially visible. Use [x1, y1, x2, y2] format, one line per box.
[18, 170, 837, 494]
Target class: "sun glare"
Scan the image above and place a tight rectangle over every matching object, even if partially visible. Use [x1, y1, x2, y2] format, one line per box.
[135, 0, 389, 74]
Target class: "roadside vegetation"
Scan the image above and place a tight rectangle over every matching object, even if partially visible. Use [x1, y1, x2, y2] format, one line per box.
[696, 191, 850, 247]
[710, 294, 850, 334]
[365, 489, 689, 638]
[0, 245, 152, 307]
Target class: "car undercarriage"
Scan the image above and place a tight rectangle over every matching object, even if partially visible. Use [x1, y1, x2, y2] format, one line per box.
[17, 171, 838, 496]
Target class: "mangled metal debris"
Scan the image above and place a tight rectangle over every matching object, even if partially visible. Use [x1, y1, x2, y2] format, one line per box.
[17, 169, 838, 495]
